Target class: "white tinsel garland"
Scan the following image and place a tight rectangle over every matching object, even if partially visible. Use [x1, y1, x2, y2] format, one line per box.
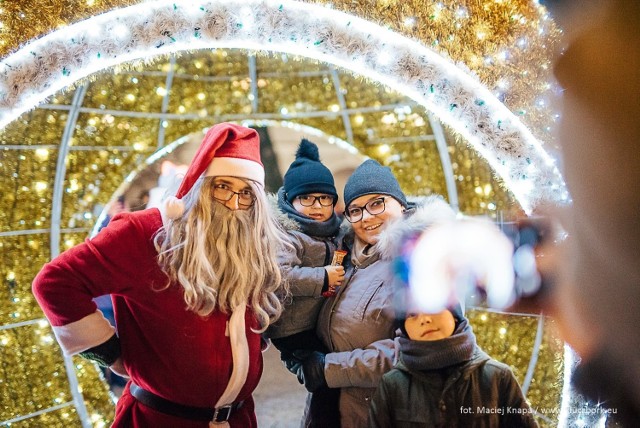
[0, 0, 568, 212]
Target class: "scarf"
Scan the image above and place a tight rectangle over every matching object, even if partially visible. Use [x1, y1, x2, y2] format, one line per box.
[277, 187, 341, 238]
[399, 319, 477, 371]
[351, 235, 380, 268]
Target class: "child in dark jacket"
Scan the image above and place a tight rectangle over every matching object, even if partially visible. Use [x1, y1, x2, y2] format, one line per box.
[266, 138, 344, 426]
[369, 301, 538, 428]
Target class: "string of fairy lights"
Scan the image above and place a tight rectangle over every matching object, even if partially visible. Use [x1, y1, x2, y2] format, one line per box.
[0, 1, 606, 427]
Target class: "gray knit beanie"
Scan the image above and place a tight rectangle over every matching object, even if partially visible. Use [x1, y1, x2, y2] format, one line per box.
[343, 159, 408, 208]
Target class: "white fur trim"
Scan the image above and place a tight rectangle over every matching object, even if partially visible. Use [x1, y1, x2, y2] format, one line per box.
[162, 195, 185, 221]
[212, 305, 250, 426]
[51, 311, 116, 355]
[376, 195, 457, 260]
[206, 157, 265, 186]
[109, 357, 129, 378]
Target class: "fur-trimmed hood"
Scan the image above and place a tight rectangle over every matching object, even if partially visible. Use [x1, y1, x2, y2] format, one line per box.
[267, 192, 300, 232]
[342, 195, 457, 261]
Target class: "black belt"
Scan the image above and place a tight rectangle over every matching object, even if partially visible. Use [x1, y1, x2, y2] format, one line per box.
[130, 382, 244, 423]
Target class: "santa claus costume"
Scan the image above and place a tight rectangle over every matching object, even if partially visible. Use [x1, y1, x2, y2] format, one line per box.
[33, 123, 277, 427]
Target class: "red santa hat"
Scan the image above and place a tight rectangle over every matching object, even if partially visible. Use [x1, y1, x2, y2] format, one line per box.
[163, 123, 264, 220]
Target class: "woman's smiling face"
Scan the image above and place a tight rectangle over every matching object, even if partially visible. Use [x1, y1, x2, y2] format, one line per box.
[348, 194, 404, 245]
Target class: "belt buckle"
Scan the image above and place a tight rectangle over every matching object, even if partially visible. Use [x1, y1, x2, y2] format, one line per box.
[212, 404, 233, 422]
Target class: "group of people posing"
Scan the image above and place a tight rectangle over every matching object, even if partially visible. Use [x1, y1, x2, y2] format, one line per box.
[32, 122, 536, 427]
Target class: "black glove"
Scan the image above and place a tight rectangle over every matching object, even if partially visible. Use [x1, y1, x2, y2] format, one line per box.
[284, 356, 303, 376]
[295, 351, 327, 392]
[282, 349, 310, 376]
[79, 334, 121, 367]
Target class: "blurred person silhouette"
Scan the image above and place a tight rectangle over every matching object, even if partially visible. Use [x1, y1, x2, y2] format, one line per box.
[96, 195, 131, 394]
[146, 160, 188, 210]
[536, 0, 640, 425]
[404, 2, 640, 425]
[98, 195, 129, 231]
[131, 190, 150, 212]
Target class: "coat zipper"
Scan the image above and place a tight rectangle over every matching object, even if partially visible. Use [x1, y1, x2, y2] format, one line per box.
[327, 265, 358, 351]
[323, 241, 331, 266]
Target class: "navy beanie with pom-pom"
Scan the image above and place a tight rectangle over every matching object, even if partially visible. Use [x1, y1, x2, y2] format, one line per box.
[343, 159, 408, 208]
[284, 139, 338, 203]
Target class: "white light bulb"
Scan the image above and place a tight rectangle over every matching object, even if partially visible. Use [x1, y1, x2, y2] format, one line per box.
[377, 50, 393, 66]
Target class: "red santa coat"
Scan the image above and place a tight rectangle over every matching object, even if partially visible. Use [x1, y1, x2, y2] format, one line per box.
[32, 209, 263, 427]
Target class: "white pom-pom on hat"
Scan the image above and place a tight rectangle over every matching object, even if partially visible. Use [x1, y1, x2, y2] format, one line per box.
[163, 195, 185, 220]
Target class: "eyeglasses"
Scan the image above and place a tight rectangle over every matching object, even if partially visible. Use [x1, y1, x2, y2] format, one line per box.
[345, 197, 386, 223]
[296, 194, 335, 207]
[212, 183, 256, 207]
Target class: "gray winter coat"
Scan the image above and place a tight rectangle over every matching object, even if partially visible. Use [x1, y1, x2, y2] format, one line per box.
[268, 226, 339, 339]
[264, 194, 341, 340]
[313, 196, 456, 427]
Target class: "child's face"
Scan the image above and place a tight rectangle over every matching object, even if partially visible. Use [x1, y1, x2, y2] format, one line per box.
[404, 309, 456, 341]
[292, 193, 335, 222]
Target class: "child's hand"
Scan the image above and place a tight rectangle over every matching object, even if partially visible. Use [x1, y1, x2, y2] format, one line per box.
[324, 265, 345, 288]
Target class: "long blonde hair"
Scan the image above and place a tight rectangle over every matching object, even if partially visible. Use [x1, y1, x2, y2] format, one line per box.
[154, 176, 287, 331]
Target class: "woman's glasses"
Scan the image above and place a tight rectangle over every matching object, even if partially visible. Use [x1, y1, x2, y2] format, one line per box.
[212, 184, 256, 207]
[296, 195, 335, 207]
[345, 197, 386, 223]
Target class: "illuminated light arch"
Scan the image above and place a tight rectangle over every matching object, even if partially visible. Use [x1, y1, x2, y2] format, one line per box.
[0, 0, 567, 213]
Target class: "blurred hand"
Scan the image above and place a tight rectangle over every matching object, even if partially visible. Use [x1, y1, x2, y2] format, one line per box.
[506, 217, 556, 315]
[405, 219, 515, 312]
[506, 216, 599, 359]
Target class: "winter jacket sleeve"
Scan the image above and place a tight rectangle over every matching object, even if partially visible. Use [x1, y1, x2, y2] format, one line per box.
[498, 366, 538, 428]
[369, 377, 394, 428]
[324, 338, 396, 388]
[32, 211, 159, 356]
[278, 233, 327, 297]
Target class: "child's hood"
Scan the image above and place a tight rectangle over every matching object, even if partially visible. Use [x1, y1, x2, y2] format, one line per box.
[267, 191, 301, 232]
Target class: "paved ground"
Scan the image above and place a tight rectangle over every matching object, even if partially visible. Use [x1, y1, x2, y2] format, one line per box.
[253, 344, 309, 427]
